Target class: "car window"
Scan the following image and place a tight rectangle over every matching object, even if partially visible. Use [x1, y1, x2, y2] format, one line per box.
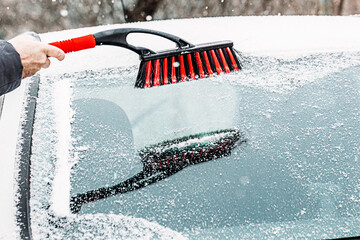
[29, 52, 360, 239]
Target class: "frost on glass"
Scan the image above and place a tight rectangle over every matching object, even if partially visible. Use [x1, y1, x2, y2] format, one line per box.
[29, 67, 186, 239]
[30, 52, 360, 239]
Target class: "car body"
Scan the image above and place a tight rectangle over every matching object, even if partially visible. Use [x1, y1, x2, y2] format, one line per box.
[1, 16, 360, 239]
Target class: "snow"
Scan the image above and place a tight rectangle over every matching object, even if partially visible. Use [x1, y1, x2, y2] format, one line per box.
[28, 73, 186, 239]
[1, 15, 360, 239]
[50, 79, 73, 216]
[39, 16, 360, 75]
[0, 84, 26, 240]
[158, 130, 234, 152]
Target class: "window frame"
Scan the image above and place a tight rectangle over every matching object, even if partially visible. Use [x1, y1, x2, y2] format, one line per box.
[16, 75, 40, 240]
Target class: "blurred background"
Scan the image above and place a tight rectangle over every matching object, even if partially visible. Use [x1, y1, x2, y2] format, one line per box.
[0, 0, 359, 39]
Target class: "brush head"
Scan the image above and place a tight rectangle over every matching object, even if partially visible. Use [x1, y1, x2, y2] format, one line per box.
[139, 129, 244, 175]
[135, 41, 242, 88]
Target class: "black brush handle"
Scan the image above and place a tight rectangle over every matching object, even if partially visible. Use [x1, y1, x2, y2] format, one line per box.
[93, 28, 194, 56]
[49, 28, 194, 56]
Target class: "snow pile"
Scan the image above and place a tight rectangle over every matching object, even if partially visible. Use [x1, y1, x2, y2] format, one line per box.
[51, 213, 186, 240]
[51, 79, 74, 216]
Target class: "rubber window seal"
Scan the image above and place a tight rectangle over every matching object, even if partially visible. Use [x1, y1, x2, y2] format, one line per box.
[16, 74, 40, 240]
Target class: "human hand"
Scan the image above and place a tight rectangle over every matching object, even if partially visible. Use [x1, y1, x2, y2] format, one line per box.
[9, 34, 65, 79]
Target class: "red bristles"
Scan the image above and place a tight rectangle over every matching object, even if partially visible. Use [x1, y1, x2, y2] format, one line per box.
[203, 51, 214, 77]
[220, 141, 228, 153]
[226, 47, 239, 71]
[179, 55, 187, 82]
[195, 52, 205, 78]
[171, 56, 177, 84]
[144, 61, 152, 88]
[218, 49, 231, 73]
[210, 49, 223, 75]
[153, 59, 160, 86]
[137, 46, 241, 88]
[212, 142, 222, 156]
[163, 58, 168, 85]
[190, 152, 194, 162]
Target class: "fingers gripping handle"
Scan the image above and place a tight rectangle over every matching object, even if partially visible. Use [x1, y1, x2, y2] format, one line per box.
[49, 34, 96, 53]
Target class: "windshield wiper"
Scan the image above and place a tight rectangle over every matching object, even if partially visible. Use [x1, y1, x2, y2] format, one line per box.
[70, 128, 246, 214]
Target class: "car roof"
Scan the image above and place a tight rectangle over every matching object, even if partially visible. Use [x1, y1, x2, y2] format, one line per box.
[39, 16, 360, 76]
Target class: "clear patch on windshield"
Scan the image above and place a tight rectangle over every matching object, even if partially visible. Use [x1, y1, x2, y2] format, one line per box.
[30, 52, 360, 239]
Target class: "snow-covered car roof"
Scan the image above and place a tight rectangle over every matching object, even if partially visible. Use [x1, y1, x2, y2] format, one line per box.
[38, 16, 360, 75]
[1, 16, 360, 239]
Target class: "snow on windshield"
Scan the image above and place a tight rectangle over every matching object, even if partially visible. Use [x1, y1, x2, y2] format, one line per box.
[235, 52, 360, 93]
[27, 16, 360, 240]
[29, 48, 360, 239]
[29, 70, 186, 239]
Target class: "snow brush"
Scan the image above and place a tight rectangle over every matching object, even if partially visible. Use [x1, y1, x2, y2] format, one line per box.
[70, 128, 245, 214]
[49, 28, 242, 88]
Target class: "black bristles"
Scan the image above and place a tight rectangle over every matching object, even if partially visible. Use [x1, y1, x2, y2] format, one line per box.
[191, 53, 200, 79]
[231, 48, 241, 69]
[174, 55, 180, 83]
[135, 61, 147, 88]
[183, 54, 191, 80]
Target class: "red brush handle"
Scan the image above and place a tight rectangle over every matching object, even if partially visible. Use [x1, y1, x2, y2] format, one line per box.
[49, 34, 96, 53]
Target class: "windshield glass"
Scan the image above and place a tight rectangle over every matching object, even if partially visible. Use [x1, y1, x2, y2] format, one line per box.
[30, 52, 360, 239]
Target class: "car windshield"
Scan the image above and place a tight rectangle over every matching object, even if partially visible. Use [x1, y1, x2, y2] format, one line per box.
[29, 51, 360, 239]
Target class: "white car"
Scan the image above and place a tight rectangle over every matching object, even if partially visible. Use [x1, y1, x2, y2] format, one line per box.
[1, 16, 360, 239]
